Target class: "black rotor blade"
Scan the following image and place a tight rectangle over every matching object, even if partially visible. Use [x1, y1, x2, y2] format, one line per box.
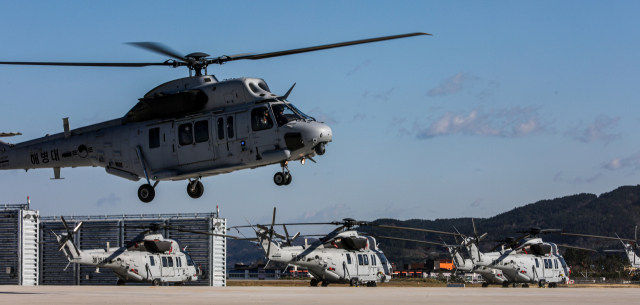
[366, 224, 462, 236]
[554, 232, 635, 242]
[0, 61, 171, 67]
[218, 32, 431, 63]
[282, 224, 291, 246]
[127, 42, 189, 63]
[556, 244, 596, 252]
[177, 229, 253, 240]
[374, 236, 448, 247]
[228, 222, 335, 230]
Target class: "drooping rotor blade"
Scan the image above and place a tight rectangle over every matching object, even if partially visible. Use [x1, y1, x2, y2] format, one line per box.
[177, 229, 256, 240]
[0, 61, 171, 67]
[219, 32, 431, 63]
[228, 222, 335, 230]
[374, 236, 450, 247]
[266, 207, 277, 257]
[366, 224, 462, 236]
[291, 232, 301, 243]
[61, 216, 71, 234]
[282, 224, 291, 246]
[73, 222, 83, 233]
[127, 42, 190, 63]
[604, 249, 627, 253]
[472, 218, 481, 260]
[556, 244, 596, 252]
[554, 232, 635, 242]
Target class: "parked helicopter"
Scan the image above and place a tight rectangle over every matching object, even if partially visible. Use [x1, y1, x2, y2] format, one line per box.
[0, 32, 430, 202]
[51, 216, 241, 286]
[604, 227, 639, 271]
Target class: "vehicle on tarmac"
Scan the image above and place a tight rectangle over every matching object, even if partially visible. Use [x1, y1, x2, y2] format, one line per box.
[52, 216, 239, 286]
[0, 32, 430, 202]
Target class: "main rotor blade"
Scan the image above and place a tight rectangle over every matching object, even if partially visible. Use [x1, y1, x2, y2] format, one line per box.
[367, 224, 462, 236]
[556, 244, 596, 252]
[228, 222, 336, 230]
[374, 236, 448, 247]
[0, 61, 171, 67]
[555, 232, 635, 242]
[127, 42, 189, 63]
[177, 229, 248, 239]
[489, 243, 507, 252]
[219, 32, 431, 62]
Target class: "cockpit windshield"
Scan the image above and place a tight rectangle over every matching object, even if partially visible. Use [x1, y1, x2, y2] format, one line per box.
[287, 103, 315, 121]
[181, 250, 195, 266]
[378, 253, 389, 264]
[271, 103, 303, 126]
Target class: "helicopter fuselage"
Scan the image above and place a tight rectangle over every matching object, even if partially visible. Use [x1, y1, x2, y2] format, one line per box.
[0, 76, 332, 201]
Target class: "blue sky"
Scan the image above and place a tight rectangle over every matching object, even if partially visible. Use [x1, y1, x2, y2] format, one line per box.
[1, 1, 639, 231]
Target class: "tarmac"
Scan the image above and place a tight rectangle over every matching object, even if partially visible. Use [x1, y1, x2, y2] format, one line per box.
[1, 286, 640, 304]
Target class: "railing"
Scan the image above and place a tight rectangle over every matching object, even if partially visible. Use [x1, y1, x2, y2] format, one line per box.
[1, 204, 29, 211]
[40, 212, 219, 221]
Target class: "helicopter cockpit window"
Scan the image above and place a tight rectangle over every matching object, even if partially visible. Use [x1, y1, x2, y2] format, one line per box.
[179, 123, 193, 146]
[167, 257, 174, 267]
[149, 256, 155, 266]
[288, 103, 315, 121]
[271, 103, 303, 126]
[346, 254, 352, 264]
[149, 128, 160, 149]
[377, 253, 388, 264]
[251, 107, 273, 131]
[194, 120, 209, 143]
[358, 254, 364, 265]
[182, 250, 195, 266]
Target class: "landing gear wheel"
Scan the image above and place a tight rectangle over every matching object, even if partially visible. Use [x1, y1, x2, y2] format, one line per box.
[310, 278, 318, 287]
[321, 281, 329, 287]
[284, 173, 292, 185]
[152, 279, 160, 286]
[370, 281, 377, 287]
[117, 279, 126, 286]
[350, 278, 358, 287]
[187, 181, 204, 198]
[550, 283, 557, 288]
[502, 281, 510, 288]
[138, 184, 155, 203]
[523, 284, 529, 288]
[512, 283, 518, 288]
[274, 172, 285, 186]
[482, 283, 489, 287]
[538, 280, 546, 288]
[174, 282, 183, 286]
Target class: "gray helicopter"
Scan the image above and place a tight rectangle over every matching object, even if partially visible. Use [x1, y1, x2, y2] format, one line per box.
[0, 33, 430, 202]
[52, 216, 240, 286]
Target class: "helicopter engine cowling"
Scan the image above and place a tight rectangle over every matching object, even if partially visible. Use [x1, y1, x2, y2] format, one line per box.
[123, 89, 208, 124]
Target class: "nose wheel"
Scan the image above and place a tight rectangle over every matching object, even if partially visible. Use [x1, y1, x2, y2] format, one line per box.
[187, 180, 204, 198]
[274, 162, 292, 186]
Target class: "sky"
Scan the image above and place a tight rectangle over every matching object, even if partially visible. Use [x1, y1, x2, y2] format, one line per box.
[1, 1, 640, 233]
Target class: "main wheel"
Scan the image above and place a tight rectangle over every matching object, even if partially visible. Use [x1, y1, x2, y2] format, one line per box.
[187, 181, 204, 198]
[138, 184, 155, 203]
[117, 279, 126, 286]
[523, 284, 529, 288]
[321, 281, 329, 287]
[482, 283, 489, 287]
[310, 278, 319, 287]
[512, 283, 518, 288]
[284, 173, 292, 185]
[502, 281, 509, 288]
[152, 279, 160, 286]
[350, 278, 358, 287]
[273, 172, 285, 186]
[174, 282, 183, 286]
[371, 281, 377, 287]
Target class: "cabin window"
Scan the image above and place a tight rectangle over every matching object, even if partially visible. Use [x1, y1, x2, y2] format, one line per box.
[554, 259, 558, 269]
[178, 123, 193, 146]
[162, 257, 168, 267]
[227, 116, 235, 138]
[194, 120, 209, 143]
[217, 118, 225, 140]
[535, 259, 539, 268]
[251, 107, 273, 131]
[149, 256, 155, 266]
[371, 255, 377, 266]
[176, 257, 182, 267]
[358, 254, 364, 265]
[167, 257, 174, 267]
[149, 128, 160, 149]
[346, 254, 352, 264]
[363, 255, 369, 265]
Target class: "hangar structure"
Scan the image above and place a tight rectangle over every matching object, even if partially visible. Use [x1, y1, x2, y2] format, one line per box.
[0, 203, 226, 286]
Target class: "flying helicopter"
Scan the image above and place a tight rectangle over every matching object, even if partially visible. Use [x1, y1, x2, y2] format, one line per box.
[50, 216, 243, 286]
[0, 32, 431, 202]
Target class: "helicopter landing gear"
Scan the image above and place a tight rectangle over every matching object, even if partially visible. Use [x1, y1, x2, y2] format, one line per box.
[187, 179, 204, 199]
[138, 184, 155, 203]
[502, 281, 510, 288]
[321, 281, 329, 287]
[366, 281, 377, 287]
[310, 278, 319, 287]
[274, 162, 292, 186]
[152, 279, 160, 286]
[350, 278, 358, 287]
[117, 279, 126, 286]
[538, 280, 546, 288]
[174, 282, 183, 286]
[512, 283, 519, 288]
[482, 283, 489, 288]
[522, 284, 530, 288]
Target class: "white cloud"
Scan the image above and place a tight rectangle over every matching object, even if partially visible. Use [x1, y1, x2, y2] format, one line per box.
[414, 106, 549, 139]
[96, 193, 121, 207]
[565, 115, 621, 145]
[602, 151, 640, 172]
[428, 72, 480, 96]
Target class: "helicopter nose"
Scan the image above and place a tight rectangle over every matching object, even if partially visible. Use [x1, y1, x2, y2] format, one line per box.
[310, 122, 332, 156]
